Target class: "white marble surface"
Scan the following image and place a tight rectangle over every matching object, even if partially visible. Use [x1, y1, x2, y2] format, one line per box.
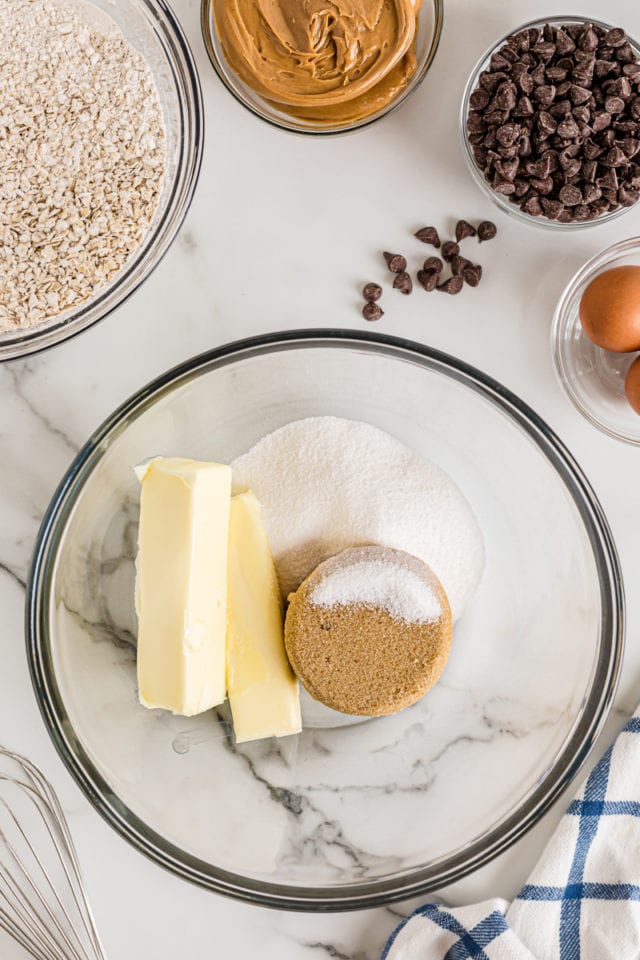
[2, 0, 640, 956]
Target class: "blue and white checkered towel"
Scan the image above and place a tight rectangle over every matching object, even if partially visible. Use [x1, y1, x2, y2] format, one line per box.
[384, 712, 640, 960]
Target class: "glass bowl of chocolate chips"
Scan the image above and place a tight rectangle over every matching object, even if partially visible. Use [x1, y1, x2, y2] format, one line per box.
[461, 17, 640, 228]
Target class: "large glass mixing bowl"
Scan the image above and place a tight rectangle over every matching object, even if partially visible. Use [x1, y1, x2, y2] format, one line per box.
[27, 331, 623, 909]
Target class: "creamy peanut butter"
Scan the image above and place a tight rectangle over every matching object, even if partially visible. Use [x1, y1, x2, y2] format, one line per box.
[214, 0, 421, 125]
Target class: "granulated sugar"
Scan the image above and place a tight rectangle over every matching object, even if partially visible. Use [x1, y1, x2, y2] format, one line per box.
[231, 417, 485, 619]
[312, 559, 442, 624]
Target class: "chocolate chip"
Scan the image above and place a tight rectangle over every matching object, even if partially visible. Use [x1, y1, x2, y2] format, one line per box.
[455, 219, 477, 241]
[610, 78, 632, 100]
[540, 197, 563, 219]
[362, 302, 383, 321]
[534, 84, 557, 107]
[416, 269, 438, 292]
[393, 272, 412, 295]
[414, 226, 440, 247]
[494, 179, 516, 195]
[555, 29, 576, 56]
[557, 118, 580, 138]
[570, 84, 592, 105]
[558, 183, 583, 205]
[463, 264, 483, 286]
[383, 251, 406, 273]
[583, 138, 604, 159]
[592, 111, 612, 132]
[450, 255, 473, 276]
[530, 175, 554, 195]
[423, 256, 443, 274]
[436, 276, 464, 295]
[477, 220, 497, 241]
[526, 156, 551, 178]
[605, 145, 628, 166]
[441, 240, 460, 261]
[494, 82, 517, 111]
[517, 72, 534, 94]
[620, 184, 640, 205]
[362, 283, 382, 302]
[513, 95, 534, 117]
[522, 195, 543, 216]
[579, 26, 599, 53]
[599, 167, 619, 191]
[469, 89, 491, 109]
[538, 111, 558, 136]
[616, 43, 635, 65]
[496, 123, 521, 147]
[562, 158, 582, 179]
[622, 138, 640, 158]
[605, 96, 626, 114]
[605, 27, 626, 47]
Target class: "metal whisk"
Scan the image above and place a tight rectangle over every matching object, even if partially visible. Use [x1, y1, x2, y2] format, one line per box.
[0, 747, 106, 960]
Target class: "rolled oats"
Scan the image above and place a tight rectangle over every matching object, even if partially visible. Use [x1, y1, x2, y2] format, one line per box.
[0, 0, 166, 333]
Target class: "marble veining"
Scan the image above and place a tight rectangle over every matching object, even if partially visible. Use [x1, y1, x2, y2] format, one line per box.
[1, 0, 639, 956]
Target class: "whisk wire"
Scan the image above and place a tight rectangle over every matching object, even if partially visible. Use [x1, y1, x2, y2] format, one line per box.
[0, 747, 108, 960]
[1, 752, 107, 960]
[0, 790, 93, 960]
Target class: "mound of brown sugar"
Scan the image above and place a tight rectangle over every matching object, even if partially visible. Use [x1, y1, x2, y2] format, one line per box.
[284, 546, 453, 717]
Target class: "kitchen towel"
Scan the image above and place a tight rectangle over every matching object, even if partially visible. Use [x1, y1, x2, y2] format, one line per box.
[383, 709, 640, 959]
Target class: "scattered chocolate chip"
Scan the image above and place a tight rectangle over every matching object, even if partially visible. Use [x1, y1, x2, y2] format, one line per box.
[416, 269, 438, 292]
[436, 276, 464, 295]
[466, 20, 640, 221]
[441, 240, 460, 261]
[362, 282, 382, 302]
[463, 264, 483, 287]
[362, 302, 383, 321]
[455, 219, 477, 241]
[414, 226, 440, 247]
[477, 220, 498, 241]
[451, 255, 472, 276]
[383, 251, 406, 272]
[393, 271, 413, 295]
[423, 256, 443, 274]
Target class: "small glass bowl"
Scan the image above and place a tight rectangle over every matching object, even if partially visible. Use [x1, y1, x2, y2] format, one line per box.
[200, 0, 443, 136]
[552, 237, 640, 444]
[0, 0, 203, 362]
[460, 16, 640, 231]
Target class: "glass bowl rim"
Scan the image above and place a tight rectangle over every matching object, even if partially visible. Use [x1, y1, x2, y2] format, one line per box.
[26, 329, 624, 910]
[199, 0, 444, 137]
[0, 0, 204, 363]
[551, 235, 640, 444]
[459, 14, 640, 231]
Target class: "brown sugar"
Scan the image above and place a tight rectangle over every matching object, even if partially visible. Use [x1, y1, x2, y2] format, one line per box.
[284, 546, 453, 717]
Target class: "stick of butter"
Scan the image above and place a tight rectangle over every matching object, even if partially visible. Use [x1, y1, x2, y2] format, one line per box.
[227, 490, 302, 742]
[135, 457, 231, 716]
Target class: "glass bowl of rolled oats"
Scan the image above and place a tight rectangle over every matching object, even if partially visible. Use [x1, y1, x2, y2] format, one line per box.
[0, 0, 203, 360]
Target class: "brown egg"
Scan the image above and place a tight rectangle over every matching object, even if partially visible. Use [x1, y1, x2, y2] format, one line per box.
[625, 355, 640, 415]
[579, 265, 640, 352]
